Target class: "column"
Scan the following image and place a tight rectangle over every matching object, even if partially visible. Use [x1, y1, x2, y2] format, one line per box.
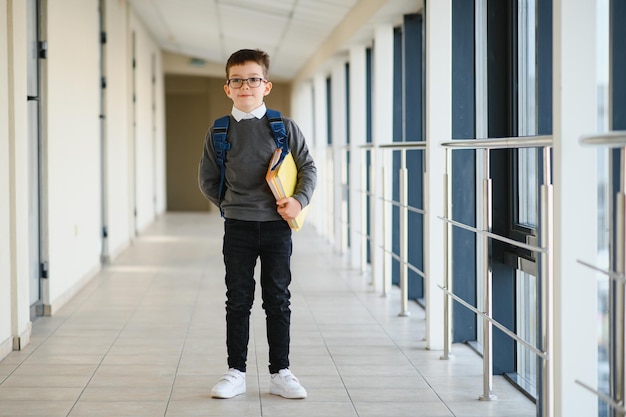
[372, 24, 394, 293]
[331, 60, 347, 255]
[349, 45, 367, 271]
[7, 0, 32, 349]
[424, 0, 451, 350]
[552, 0, 598, 415]
[313, 73, 329, 238]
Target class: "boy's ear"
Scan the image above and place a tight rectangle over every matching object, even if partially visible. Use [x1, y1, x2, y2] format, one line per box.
[263, 81, 272, 96]
[223, 84, 230, 95]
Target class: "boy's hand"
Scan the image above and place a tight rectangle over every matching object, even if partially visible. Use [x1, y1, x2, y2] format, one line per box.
[276, 197, 302, 220]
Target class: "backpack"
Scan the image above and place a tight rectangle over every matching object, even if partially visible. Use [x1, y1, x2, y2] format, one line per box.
[211, 109, 289, 216]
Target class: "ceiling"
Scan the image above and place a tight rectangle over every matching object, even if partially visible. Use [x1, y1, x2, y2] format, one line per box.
[127, 0, 420, 82]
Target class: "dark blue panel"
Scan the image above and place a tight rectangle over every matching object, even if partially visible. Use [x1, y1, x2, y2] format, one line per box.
[392, 154, 400, 287]
[486, 1, 514, 239]
[393, 27, 403, 144]
[365, 152, 372, 262]
[326, 77, 332, 145]
[392, 27, 403, 287]
[451, 150, 476, 341]
[608, 4, 626, 416]
[486, 0, 516, 376]
[408, 208, 424, 299]
[487, 0, 516, 139]
[366, 48, 373, 144]
[366, 48, 372, 262]
[613, 0, 626, 131]
[404, 13, 424, 300]
[452, 0, 476, 140]
[492, 263, 516, 374]
[451, 0, 477, 342]
[345, 63, 351, 248]
[537, 0, 552, 136]
[345, 63, 350, 144]
[404, 13, 423, 142]
[408, 149, 424, 299]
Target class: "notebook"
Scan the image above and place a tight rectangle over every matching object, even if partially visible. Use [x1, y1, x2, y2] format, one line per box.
[266, 149, 309, 231]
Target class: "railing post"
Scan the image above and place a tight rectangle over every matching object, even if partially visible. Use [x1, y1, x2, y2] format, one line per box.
[479, 148, 496, 401]
[369, 148, 377, 292]
[399, 149, 410, 317]
[381, 164, 389, 297]
[614, 147, 626, 417]
[327, 147, 334, 242]
[441, 147, 453, 359]
[360, 148, 368, 275]
[617, 192, 626, 417]
[540, 147, 554, 417]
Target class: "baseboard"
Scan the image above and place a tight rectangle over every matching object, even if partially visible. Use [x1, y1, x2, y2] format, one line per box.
[12, 322, 32, 351]
[0, 336, 12, 361]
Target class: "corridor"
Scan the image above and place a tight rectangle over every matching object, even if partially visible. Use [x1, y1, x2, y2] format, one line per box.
[0, 212, 534, 417]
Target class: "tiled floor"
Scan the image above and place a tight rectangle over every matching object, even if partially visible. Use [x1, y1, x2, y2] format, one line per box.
[0, 212, 536, 417]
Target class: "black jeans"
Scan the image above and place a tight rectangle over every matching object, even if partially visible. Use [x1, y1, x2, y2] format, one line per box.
[222, 219, 292, 374]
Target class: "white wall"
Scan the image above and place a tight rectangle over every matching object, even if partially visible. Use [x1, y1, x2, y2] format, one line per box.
[0, 0, 31, 353]
[102, 0, 165, 257]
[154, 52, 166, 215]
[45, 0, 102, 309]
[41, 0, 165, 313]
[8, 0, 30, 350]
[103, 0, 132, 260]
[0, 0, 13, 357]
[131, 13, 166, 233]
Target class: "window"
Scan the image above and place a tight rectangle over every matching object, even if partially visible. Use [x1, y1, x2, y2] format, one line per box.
[512, 0, 539, 395]
[595, 0, 610, 415]
[517, 0, 537, 229]
[515, 270, 538, 397]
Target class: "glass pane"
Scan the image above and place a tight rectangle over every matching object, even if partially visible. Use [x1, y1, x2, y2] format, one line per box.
[516, 270, 538, 391]
[518, 148, 537, 227]
[597, 273, 610, 417]
[517, 0, 537, 229]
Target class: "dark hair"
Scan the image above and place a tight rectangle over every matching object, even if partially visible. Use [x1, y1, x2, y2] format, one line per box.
[225, 49, 270, 80]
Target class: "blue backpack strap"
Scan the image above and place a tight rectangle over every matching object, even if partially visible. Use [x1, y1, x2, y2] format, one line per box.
[211, 115, 231, 217]
[266, 109, 290, 170]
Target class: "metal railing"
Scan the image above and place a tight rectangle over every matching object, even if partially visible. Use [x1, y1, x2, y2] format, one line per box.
[327, 135, 555, 415]
[439, 135, 554, 416]
[578, 130, 626, 416]
[336, 141, 427, 316]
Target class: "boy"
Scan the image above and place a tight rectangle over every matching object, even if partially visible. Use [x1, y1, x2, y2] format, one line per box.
[198, 49, 316, 399]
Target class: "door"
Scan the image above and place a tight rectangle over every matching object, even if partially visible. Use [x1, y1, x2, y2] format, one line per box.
[26, 0, 42, 317]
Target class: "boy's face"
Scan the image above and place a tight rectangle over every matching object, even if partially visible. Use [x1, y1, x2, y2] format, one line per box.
[224, 61, 272, 113]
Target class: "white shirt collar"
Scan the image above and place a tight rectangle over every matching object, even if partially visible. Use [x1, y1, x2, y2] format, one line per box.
[231, 103, 267, 122]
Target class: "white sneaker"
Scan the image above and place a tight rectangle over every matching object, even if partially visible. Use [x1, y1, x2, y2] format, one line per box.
[211, 369, 246, 399]
[270, 369, 307, 399]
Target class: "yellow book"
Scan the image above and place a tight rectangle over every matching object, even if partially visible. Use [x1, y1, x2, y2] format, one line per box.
[266, 149, 309, 231]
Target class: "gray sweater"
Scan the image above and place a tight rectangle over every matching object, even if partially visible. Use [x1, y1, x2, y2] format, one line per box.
[198, 115, 317, 221]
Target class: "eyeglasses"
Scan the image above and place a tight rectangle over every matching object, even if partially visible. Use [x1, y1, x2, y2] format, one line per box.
[227, 77, 266, 89]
